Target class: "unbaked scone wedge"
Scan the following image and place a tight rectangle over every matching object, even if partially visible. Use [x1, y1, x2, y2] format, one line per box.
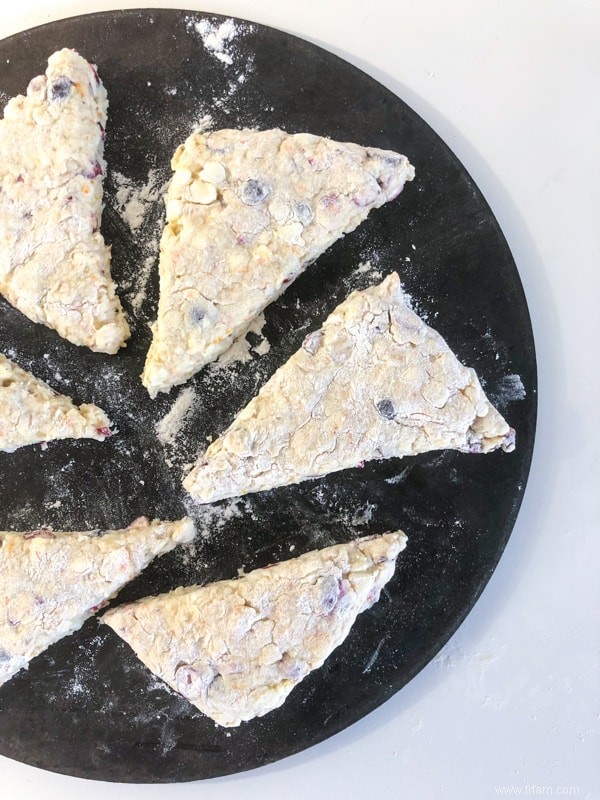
[0, 516, 195, 687]
[104, 531, 406, 727]
[0, 353, 111, 452]
[0, 49, 129, 353]
[184, 272, 514, 503]
[142, 128, 414, 396]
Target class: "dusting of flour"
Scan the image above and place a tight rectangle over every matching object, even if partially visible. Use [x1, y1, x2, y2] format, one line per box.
[211, 313, 270, 368]
[182, 495, 252, 541]
[192, 113, 214, 133]
[339, 260, 384, 296]
[128, 250, 158, 314]
[156, 387, 197, 448]
[111, 169, 170, 316]
[491, 373, 526, 410]
[193, 18, 238, 65]
[311, 484, 379, 532]
[152, 313, 272, 471]
[113, 169, 168, 232]
[184, 15, 256, 116]
[187, 17, 255, 67]
[154, 386, 199, 470]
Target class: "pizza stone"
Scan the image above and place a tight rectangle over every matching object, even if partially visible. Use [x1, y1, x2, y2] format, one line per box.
[184, 272, 515, 503]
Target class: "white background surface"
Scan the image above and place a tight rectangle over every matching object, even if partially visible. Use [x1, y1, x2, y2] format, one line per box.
[0, 1, 598, 797]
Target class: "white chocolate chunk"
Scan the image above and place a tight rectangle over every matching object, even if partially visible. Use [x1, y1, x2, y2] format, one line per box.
[188, 180, 218, 204]
[199, 161, 226, 184]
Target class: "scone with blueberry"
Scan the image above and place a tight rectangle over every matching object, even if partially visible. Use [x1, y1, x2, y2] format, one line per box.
[0, 49, 129, 353]
[142, 128, 414, 396]
[184, 272, 515, 503]
[104, 531, 406, 727]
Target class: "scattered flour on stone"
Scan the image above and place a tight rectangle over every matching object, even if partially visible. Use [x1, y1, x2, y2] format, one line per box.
[156, 387, 198, 449]
[112, 168, 169, 232]
[211, 312, 270, 368]
[154, 387, 200, 469]
[187, 17, 255, 67]
[192, 113, 214, 133]
[181, 495, 252, 541]
[385, 467, 411, 485]
[128, 248, 158, 314]
[184, 15, 256, 116]
[110, 169, 169, 316]
[341, 260, 385, 295]
[194, 18, 238, 65]
[492, 373, 526, 408]
[350, 501, 377, 527]
[310, 485, 379, 531]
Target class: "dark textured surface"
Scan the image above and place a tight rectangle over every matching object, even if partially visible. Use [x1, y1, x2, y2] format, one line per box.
[0, 8, 536, 783]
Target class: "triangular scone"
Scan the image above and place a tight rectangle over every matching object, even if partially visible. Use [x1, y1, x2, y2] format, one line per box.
[0, 516, 195, 686]
[184, 272, 515, 503]
[0, 49, 130, 353]
[142, 128, 414, 396]
[0, 353, 111, 452]
[104, 531, 406, 727]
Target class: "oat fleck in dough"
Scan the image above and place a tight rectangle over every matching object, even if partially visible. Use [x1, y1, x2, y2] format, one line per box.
[0, 49, 130, 353]
[0, 353, 111, 452]
[142, 128, 415, 396]
[104, 531, 406, 727]
[0, 517, 195, 687]
[184, 272, 515, 504]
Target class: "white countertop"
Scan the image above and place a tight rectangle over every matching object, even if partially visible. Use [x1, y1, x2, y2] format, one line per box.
[1, 1, 598, 797]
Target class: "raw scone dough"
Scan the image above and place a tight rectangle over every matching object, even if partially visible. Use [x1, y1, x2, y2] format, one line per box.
[103, 531, 406, 727]
[0, 516, 195, 686]
[142, 128, 414, 396]
[0, 49, 130, 353]
[184, 272, 515, 503]
[0, 352, 111, 452]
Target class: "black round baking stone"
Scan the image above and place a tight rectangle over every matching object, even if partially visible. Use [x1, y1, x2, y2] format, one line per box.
[0, 8, 536, 782]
